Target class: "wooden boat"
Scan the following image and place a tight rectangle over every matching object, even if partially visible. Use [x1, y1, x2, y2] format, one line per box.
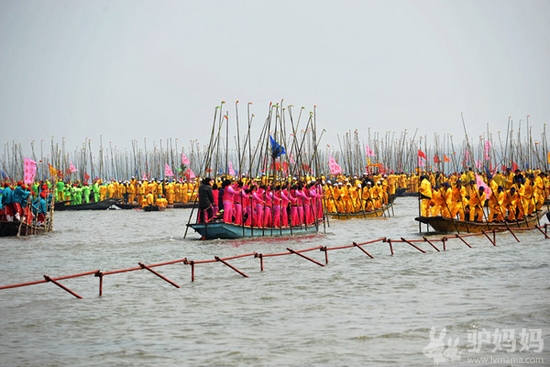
[54, 198, 120, 211]
[143, 205, 166, 212]
[415, 211, 547, 233]
[114, 202, 194, 210]
[113, 202, 141, 210]
[329, 204, 393, 219]
[172, 202, 196, 209]
[186, 220, 323, 240]
[0, 219, 53, 237]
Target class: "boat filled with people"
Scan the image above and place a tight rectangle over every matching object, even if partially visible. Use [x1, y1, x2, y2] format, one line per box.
[0, 181, 55, 237]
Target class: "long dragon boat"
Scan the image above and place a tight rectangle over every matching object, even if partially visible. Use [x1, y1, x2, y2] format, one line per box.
[328, 204, 392, 219]
[187, 220, 323, 240]
[415, 211, 547, 233]
[54, 198, 120, 211]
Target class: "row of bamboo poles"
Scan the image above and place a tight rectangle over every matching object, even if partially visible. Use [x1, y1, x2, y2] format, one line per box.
[1, 105, 549, 182]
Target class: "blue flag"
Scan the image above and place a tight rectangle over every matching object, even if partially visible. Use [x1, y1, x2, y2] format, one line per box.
[270, 135, 286, 159]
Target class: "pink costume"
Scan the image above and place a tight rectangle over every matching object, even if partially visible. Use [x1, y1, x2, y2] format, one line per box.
[289, 189, 300, 226]
[271, 190, 282, 228]
[263, 188, 273, 227]
[223, 184, 239, 223]
[280, 188, 291, 227]
[242, 189, 253, 226]
[212, 188, 219, 216]
[309, 185, 324, 220]
[232, 186, 243, 225]
[295, 188, 312, 224]
[252, 189, 265, 227]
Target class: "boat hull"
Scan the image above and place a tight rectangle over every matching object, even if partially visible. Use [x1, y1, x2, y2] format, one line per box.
[55, 199, 120, 211]
[187, 221, 321, 240]
[0, 220, 51, 237]
[143, 205, 165, 212]
[415, 211, 546, 233]
[329, 204, 392, 219]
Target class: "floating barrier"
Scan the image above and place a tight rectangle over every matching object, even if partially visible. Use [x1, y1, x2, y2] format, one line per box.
[1, 225, 549, 299]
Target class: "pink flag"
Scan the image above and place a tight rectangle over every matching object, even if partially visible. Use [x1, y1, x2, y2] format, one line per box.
[328, 155, 342, 175]
[165, 163, 174, 177]
[69, 162, 77, 173]
[418, 156, 425, 168]
[142, 172, 148, 181]
[484, 140, 491, 160]
[365, 144, 375, 157]
[228, 161, 236, 176]
[23, 158, 37, 184]
[181, 153, 190, 166]
[475, 173, 491, 199]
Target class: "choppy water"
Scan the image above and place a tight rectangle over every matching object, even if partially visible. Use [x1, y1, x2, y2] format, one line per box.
[0, 197, 548, 366]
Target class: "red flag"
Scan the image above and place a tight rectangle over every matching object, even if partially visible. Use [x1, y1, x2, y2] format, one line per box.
[512, 161, 518, 172]
[186, 168, 196, 180]
[433, 155, 441, 164]
[418, 150, 427, 159]
[443, 154, 451, 163]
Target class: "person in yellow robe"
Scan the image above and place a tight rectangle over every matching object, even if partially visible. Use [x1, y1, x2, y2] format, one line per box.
[431, 182, 452, 218]
[450, 181, 467, 221]
[361, 182, 375, 211]
[505, 186, 521, 221]
[142, 191, 155, 208]
[332, 183, 344, 213]
[99, 183, 108, 201]
[418, 175, 432, 217]
[165, 181, 175, 205]
[323, 182, 337, 213]
[127, 181, 136, 204]
[468, 186, 486, 222]
[156, 195, 168, 209]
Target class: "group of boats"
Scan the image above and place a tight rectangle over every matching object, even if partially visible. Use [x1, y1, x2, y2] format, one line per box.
[4, 102, 550, 239]
[3, 190, 547, 239]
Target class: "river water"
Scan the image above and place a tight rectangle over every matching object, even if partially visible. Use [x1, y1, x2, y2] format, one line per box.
[0, 196, 548, 366]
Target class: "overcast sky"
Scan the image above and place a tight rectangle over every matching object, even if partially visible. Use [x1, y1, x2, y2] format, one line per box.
[1, 0, 550, 157]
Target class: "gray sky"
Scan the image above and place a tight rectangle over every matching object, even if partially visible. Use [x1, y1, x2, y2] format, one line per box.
[1, 0, 550, 157]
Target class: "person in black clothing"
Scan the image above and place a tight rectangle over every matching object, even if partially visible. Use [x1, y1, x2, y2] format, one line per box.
[198, 177, 214, 223]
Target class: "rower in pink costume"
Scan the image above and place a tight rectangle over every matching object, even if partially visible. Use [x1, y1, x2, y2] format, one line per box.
[262, 186, 273, 227]
[288, 185, 300, 226]
[271, 186, 283, 228]
[232, 181, 244, 225]
[252, 186, 265, 228]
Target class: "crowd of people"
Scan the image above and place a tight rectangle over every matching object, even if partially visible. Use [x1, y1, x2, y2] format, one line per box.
[52, 177, 199, 208]
[2, 167, 548, 227]
[417, 168, 549, 222]
[197, 176, 325, 228]
[0, 181, 53, 225]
